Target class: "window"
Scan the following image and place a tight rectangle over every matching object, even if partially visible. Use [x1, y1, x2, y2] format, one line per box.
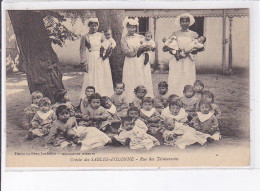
[189, 17, 204, 37]
[138, 17, 149, 36]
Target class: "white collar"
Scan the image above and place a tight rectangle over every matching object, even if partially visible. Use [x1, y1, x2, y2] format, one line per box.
[37, 110, 54, 120]
[106, 104, 117, 114]
[163, 107, 187, 121]
[141, 108, 156, 118]
[197, 112, 214, 122]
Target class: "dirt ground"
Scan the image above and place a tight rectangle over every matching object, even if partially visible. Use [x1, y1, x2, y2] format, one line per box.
[5, 71, 250, 153]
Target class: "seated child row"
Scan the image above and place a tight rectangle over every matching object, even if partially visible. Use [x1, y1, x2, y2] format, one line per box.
[24, 80, 221, 151]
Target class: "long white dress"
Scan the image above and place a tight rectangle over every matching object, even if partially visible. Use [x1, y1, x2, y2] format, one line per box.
[121, 33, 154, 103]
[80, 32, 114, 99]
[167, 30, 198, 96]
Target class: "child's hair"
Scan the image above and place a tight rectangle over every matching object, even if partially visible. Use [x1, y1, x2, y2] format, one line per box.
[142, 97, 154, 105]
[134, 85, 147, 94]
[158, 81, 168, 88]
[39, 97, 51, 107]
[101, 96, 111, 108]
[114, 82, 125, 89]
[201, 91, 214, 103]
[56, 105, 70, 119]
[145, 31, 152, 36]
[169, 100, 182, 108]
[167, 94, 179, 103]
[54, 89, 67, 103]
[89, 93, 102, 102]
[183, 85, 194, 94]
[121, 116, 134, 125]
[193, 80, 204, 88]
[198, 100, 212, 110]
[127, 106, 140, 115]
[85, 86, 95, 92]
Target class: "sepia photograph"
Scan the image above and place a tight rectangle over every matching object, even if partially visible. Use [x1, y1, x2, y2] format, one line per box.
[4, 7, 250, 168]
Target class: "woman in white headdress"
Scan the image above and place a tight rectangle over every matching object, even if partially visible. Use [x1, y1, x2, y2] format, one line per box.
[79, 18, 114, 101]
[121, 17, 154, 102]
[163, 13, 199, 96]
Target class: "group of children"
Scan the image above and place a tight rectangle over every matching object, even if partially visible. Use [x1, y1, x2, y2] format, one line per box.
[24, 78, 221, 151]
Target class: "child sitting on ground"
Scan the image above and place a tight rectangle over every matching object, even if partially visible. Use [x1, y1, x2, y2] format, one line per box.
[127, 106, 148, 132]
[114, 116, 160, 150]
[80, 86, 95, 113]
[140, 31, 156, 65]
[24, 91, 43, 129]
[131, 85, 147, 109]
[190, 101, 221, 141]
[161, 99, 188, 124]
[140, 97, 164, 144]
[110, 82, 129, 117]
[100, 28, 116, 60]
[45, 105, 80, 150]
[162, 117, 209, 149]
[193, 80, 204, 101]
[153, 81, 169, 114]
[52, 89, 75, 116]
[80, 93, 109, 131]
[28, 97, 56, 140]
[180, 85, 199, 120]
[201, 91, 221, 119]
[101, 96, 121, 134]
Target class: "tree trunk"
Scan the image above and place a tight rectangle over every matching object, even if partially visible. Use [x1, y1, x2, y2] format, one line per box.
[8, 10, 64, 102]
[96, 10, 125, 84]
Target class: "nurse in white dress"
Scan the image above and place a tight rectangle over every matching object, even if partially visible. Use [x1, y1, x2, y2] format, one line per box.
[121, 17, 154, 102]
[164, 13, 199, 96]
[79, 18, 114, 100]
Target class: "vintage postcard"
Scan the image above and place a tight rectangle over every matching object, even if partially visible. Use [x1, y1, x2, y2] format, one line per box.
[3, 3, 250, 168]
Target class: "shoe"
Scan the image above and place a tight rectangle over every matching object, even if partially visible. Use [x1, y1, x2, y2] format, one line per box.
[27, 131, 34, 140]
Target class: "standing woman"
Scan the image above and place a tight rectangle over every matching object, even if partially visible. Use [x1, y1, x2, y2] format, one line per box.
[121, 17, 154, 102]
[79, 18, 114, 100]
[164, 13, 199, 96]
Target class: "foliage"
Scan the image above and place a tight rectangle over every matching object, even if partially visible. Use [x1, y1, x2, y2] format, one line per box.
[38, 10, 95, 47]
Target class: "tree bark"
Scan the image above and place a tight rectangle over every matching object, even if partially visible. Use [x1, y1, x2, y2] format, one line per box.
[8, 10, 64, 102]
[96, 10, 125, 84]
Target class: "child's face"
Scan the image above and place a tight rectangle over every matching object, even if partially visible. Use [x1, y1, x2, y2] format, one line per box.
[85, 88, 95, 97]
[104, 99, 112, 109]
[115, 84, 125, 95]
[184, 89, 194, 98]
[32, 95, 43, 105]
[40, 103, 50, 113]
[128, 111, 139, 119]
[198, 36, 206, 44]
[90, 99, 101, 109]
[169, 105, 181, 116]
[122, 121, 134, 131]
[193, 84, 204, 93]
[158, 86, 168, 95]
[142, 102, 153, 111]
[164, 120, 175, 131]
[200, 103, 210, 114]
[145, 33, 152, 41]
[104, 31, 112, 39]
[136, 90, 146, 99]
[59, 110, 70, 123]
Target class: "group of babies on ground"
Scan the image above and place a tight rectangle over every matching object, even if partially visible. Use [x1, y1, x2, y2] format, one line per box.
[24, 78, 221, 151]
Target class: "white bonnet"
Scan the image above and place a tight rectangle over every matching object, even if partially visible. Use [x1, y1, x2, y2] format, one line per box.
[122, 17, 139, 27]
[175, 13, 195, 27]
